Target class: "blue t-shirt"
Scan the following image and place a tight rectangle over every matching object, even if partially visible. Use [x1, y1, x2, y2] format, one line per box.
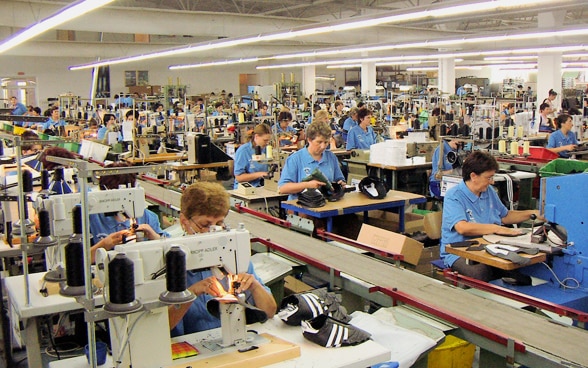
[12, 103, 27, 116]
[233, 141, 269, 189]
[342, 117, 358, 141]
[429, 141, 456, 194]
[346, 125, 376, 150]
[441, 180, 508, 267]
[89, 208, 168, 244]
[276, 125, 296, 146]
[40, 118, 66, 132]
[278, 147, 345, 200]
[546, 129, 578, 158]
[170, 262, 269, 337]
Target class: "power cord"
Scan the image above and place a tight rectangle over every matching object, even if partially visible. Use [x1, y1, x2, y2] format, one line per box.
[541, 262, 581, 290]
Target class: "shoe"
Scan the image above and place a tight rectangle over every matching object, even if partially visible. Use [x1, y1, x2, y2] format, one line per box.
[301, 314, 371, 347]
[278, 289, 351, 326]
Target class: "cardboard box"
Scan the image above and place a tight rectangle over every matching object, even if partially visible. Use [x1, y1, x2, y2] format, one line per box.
[284, 275, 314, 294]
[363, 210, 424, 234]
[357, 223, 424, 265]
[199, 169, 217, 181]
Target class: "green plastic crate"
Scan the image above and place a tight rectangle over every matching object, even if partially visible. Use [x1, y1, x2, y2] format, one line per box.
[539, 159, 588, 177]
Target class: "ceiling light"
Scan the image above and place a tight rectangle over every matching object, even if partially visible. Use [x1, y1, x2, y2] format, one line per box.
[69, 0, 558, 70]
[0, 0, 114, 54]
[169, 58, 258, 70]
[407, 67, 438, 72]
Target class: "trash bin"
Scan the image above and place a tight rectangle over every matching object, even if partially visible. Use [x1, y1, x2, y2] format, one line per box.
[539, 159, 588, 177]
[428, 335, 475, 368]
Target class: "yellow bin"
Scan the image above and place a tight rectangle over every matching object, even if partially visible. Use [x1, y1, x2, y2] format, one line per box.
[428, 335, 475, 368]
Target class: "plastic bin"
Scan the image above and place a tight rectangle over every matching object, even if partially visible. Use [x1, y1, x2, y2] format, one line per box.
[428, 335, 475, 368]
[539, 158, 588, 177]
[518, 146, 558, 160]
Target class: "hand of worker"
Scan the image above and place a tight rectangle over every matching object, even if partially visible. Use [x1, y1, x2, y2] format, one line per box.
[232, 272, 260, 294]
[306, 179, 326, 189]
[190, 277, 224, 297]
[101, 230, 127, 250]
[495, 226, 525, 237]
[565, 144, 577, 151]
[136, 223, 160, 240]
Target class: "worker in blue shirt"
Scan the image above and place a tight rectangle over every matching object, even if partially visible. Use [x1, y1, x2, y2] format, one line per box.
[341, 107, 359, 143]
[346, 107, 376, 150]
[278, 122, 345, 200]
[10, 96, 27, 116]
[546, 114, 578, 158]
[89, 162, 169, 263]
[276, 111, 297, 146]
[257, 104, 271, 117]
[40, 108, 66, 135]
[233, 123, 272, 189]
[429, 139, 460, 197]
[441, 151, 542, 281]
[170, 182, 276, 336]
[97, 113, 121, 141]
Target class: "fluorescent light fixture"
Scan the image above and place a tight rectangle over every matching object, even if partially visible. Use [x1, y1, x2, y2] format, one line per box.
[0, 0, 114, 54]
[257, 45, 588, 70]
[326, 64, 361, 69]
[70, 0, 558, 70]
[169, 58, 258, 70]
[407, 67, 438, 72]
[484, 56, 537, 61]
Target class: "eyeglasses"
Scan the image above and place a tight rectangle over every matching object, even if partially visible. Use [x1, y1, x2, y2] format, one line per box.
[187, 217, 225, 234]
[480, 174, 495, 182]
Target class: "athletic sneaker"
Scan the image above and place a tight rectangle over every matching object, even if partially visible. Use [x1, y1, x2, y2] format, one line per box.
[301, 314, 371, 347]
[278, 289, 351, 326]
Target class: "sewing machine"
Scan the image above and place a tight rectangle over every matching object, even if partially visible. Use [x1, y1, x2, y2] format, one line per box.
[94, 228, 252, 367]
[493, 173, 588, 313]
[34, 187, 146, 281]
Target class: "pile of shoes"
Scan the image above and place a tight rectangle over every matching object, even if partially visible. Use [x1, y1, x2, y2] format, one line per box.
[278, 288, 371, 348]
[297, 188, 326, 208]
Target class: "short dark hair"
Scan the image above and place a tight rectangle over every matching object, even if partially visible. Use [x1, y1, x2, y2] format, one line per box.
[357, 107, 371, 121]
[555, 114, 571, 129]
[539, 102, 550, 112]
[99, 162, 136, 190]
[125, 110, 139, 120]
[214, 102, 224, 109]
[278, 111, 292, 122]
[33, 107, 42, 115]
[462, 151, 499, 182]
[39, 147, 77, 170]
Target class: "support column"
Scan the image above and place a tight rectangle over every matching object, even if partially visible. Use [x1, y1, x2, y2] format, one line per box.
[438, 57, 455, 97]
[302, 65, 316, 101]
[534, 11, 565, 133]
[361, 61, 377, 97]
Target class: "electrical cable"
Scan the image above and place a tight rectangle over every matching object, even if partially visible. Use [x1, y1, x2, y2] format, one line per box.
[44, 317, 60, 360]
[540, 262, 581, 290]
[115, 311, 148, 368]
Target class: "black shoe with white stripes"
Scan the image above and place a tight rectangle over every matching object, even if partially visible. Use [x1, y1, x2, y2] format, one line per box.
[301, 314, 371, 348]
[278, 292, 326, 326]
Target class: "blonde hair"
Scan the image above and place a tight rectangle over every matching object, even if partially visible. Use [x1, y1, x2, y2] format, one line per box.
[314, 110, 329, 123]
[306, 121, 332, 141]
[248, 123, 271, 143]
[181, 182, 229, 218]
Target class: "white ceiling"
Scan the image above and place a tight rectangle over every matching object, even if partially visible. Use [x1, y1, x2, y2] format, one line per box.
[1, 0, 587, 67]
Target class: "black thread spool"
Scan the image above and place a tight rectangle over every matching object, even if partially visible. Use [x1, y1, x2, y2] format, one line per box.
[159, 246, 194, 304]
[108, 254, 135, 304]
[486, 127, 493, 140]
[166, 247, 187, 293]
[53, 167, 64, 182]
[255, 145, 262, 156]
[72, 205, 83, 236]
[60, 237, 86, 296]
[478, 127, 484, 140]
[37, 209, 53, 238]
[494, 127, 500, 139]
[0, 140, 4, 156]
[22, 170, 33, 192]
[450, 123, 458, 136]
[41, 170, 50, 190]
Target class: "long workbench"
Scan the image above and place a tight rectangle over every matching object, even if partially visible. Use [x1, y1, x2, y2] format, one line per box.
[225, 211, 588, 368]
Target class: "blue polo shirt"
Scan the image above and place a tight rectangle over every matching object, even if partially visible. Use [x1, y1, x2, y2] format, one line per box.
[233, 141, 268, 189]
[342, 117, 358, 142]
[346, 125, 376, 150]
[441, 180, 508, 267]
[89, 208, 168, 244]
[277, 125, 296, 146]
[429, 141, 456, 195]
[12, 103, 27, 116]
[547, 130, 578, 158]
[278, 147, 345, 200]
[171, 262, 269, 337]
[40, 118, 66, 132]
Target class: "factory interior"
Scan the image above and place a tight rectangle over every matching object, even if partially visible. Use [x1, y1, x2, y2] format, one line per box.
[1, 0, 588, 367]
